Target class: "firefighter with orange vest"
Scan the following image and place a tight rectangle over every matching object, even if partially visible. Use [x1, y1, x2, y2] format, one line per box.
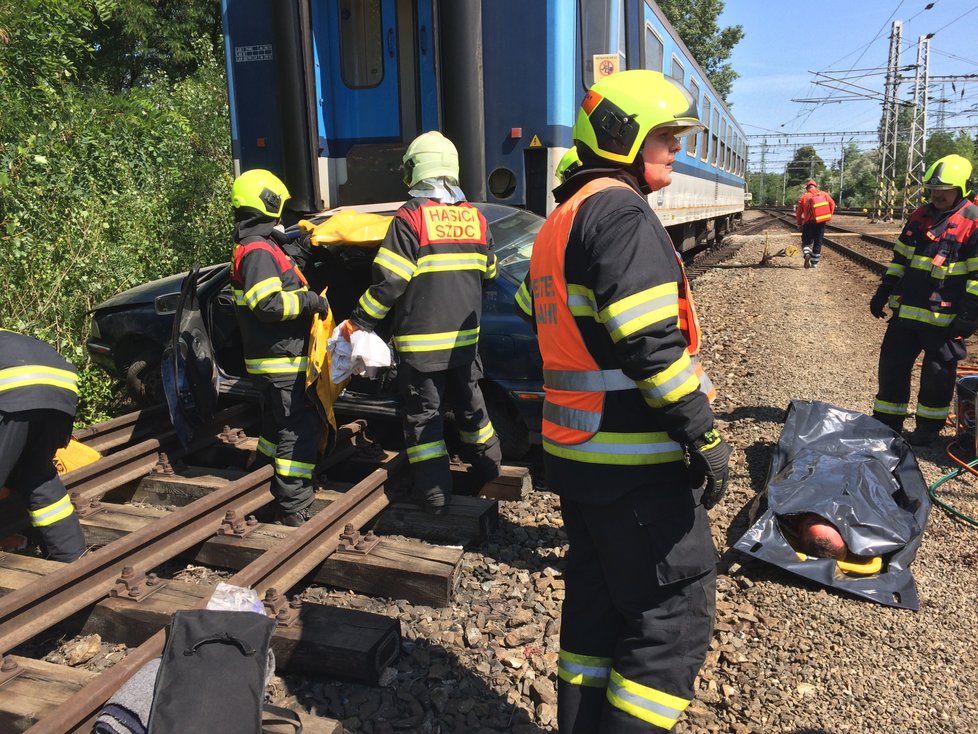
[0, 330, 86, 561]
[515, 70, 729, 733]
[230, 169, 329, 526]
[795, 179, 836, 269]
[340, 131, 501, 513]
[870, 154, 978, 447]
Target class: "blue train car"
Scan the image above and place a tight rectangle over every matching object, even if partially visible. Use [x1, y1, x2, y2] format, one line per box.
[222, 0, 744, 247]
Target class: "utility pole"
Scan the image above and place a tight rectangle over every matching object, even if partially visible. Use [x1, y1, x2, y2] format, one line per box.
[759, 139, 767, 205]
[902, 34, 931, 220]
[873, 20, 902, 222]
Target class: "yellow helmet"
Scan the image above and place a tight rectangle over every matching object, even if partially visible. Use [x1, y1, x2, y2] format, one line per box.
[555, 147, 583, 184]
[573, 70, 703, 165]
[231, 169, 290, 218]
[403, 131, 459, 187]
[923, 154, 973, 198]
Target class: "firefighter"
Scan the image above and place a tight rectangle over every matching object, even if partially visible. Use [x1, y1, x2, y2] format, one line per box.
[339, 131, 501, 513]
[514, 70, 730, 733]
[870, 154, 978, 447]
[795, 179, 836, 269]
[230, 169, 329, 525]
[556, 146, 583, 185]
[0, 330, 86, 561]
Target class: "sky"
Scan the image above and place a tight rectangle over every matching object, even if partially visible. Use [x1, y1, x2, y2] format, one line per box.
[717, 0, 978, 173]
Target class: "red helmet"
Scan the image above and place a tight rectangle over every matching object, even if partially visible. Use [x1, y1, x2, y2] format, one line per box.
[805, 179, 817, 188]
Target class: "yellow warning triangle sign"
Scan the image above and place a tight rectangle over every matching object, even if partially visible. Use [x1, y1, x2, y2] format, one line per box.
[529, 135, 542, 148]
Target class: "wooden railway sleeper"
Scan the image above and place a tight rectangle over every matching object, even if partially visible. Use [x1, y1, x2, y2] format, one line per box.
[336, 523, 380, 554]
[0, 655, 23, 689]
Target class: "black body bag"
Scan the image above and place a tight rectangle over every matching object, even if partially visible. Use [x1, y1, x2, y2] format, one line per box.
[147, 609, 301, 734]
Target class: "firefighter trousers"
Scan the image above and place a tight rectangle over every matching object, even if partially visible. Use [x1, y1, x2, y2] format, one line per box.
[254, 371, 321, 514]
[557, 484, 717, 733]
[0, 409, 85, 561]
[801, 222, 826, 264]
[873, 321, 964, 433]
[397, 359, 502, 505]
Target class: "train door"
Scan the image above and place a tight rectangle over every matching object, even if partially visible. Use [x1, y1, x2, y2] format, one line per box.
[314, 0, 438, 206]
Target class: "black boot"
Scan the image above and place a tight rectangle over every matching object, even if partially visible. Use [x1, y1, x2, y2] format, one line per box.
[903, 428, 943, 448]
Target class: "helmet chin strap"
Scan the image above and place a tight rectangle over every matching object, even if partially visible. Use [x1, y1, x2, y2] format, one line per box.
[630, 148, 652, 195]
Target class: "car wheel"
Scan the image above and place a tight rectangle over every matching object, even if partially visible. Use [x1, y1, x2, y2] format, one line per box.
[486, 396, 530, 461]
[126, 354, 164, 406]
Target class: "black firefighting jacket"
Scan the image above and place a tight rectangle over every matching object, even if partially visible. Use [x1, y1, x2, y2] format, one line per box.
[881, 197, 978, 332]
[515, 169, 714, 502]
[0, 330, 78, 415]
[230, 220, 323, 376]
[349, 197, 497, 372]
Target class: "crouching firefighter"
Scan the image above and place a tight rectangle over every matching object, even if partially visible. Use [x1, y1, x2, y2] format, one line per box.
[0, 330, 86, 561]
[339, 131, 502, 513]
[230, 169, 329, 526]
[515, 70, 730, 732]
[870, 154, 978, 447]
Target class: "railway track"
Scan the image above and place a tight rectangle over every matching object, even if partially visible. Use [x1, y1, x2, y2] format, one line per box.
[0, 406, 529, 732]
[759, 209, 889, 275]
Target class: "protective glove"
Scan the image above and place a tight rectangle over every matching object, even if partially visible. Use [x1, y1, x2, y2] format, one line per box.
[311, 295, 330, 317]
[301, 291, 330, 317]
[687, 429, 731, 510]
[949, 313, 978, 339]
[869, 286, 891, 319]
[337, 319, 360, 340]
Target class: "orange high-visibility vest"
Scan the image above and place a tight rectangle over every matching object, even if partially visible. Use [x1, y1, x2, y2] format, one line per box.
[531, 178, 713, 449]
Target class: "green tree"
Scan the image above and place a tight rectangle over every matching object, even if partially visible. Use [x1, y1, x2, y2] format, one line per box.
[657, 0, 743, 99]
[784, 145, 825, 190]
[925, 130, 977, 170]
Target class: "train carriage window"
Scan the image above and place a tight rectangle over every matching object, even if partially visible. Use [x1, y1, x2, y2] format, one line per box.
[669, 55, 684, 84]
[338, 0, 384, 88]
[687, 78, 700, 157]
[711, 109, 719, 166]
[644, 23, 663, 72]
[719, 119, 727, 171]
[700, 96, 711, 162]
[581, 0, 626, 89]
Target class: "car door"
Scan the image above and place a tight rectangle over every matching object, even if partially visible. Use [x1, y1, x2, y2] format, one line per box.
[161, 264, 221, 446]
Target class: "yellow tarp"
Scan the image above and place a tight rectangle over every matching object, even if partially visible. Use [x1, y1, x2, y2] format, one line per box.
[299, 210, 393, 247]
[306, 289, 349, 454]
[54, 439, 102, 475]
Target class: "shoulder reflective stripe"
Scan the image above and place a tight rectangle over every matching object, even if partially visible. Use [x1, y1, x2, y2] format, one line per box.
[244, 356, 309, 374]
[948, 262, 968, 275]
[543, 433, 684, 465]
[274, 457, 315, 479]
[415, 252, 488, 274]
[894, 242, 914, 259]
[896, 306, 954, 327]
[544, 401, 603, 433]
[967, 282, 978, 297]
[601, 283, 679, 342]
[257, 437, 277, 458]
[515, 282, 533, 316]
[607, 668, 689, 730]
[543, 368, 635, 391]
[885, 263, 906, 277]
[634, 352, 699, 407]
[968, 257, 978, 271]
[393, 328, 480, 353]
[873, 398, 908, 416]
[458, 422, 496, 444]
[245, 276, 283, 308]
[29, 494, 75, 527]
[0, 366, 79, 395]
[375, 247, 417, 281]
[359, 290, 390, 320]
[558, 650, 612, 688]
[909, 255, 937, 271]
[916, 402, 950, 420]
[407, 440, 448, 463]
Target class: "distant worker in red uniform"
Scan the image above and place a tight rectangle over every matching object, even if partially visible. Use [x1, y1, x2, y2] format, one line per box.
[516, 70, 729, 733]
[870, 154, 978, 447]
[340, 131, 501, 513]
[795, 179, 836, 269]
[0, 330, 86, 561]
[230, 169, 329, 526]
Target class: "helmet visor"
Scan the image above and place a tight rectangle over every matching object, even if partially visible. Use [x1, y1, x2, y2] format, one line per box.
[651, 120, 705, 138]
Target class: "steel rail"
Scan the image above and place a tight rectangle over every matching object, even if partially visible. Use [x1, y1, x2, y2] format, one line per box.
[25, 451, 406, 734]
[64, 403, 258, 503]
[0, 465, 274, 656]
[71, 405, 170, 454]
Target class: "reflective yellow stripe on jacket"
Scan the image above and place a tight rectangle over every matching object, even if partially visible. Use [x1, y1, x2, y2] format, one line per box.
[244, 356, 309, 375]
[30, 494, 75, 527]
[393, 327, 480, 354]
[0, 365, 79, 395]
